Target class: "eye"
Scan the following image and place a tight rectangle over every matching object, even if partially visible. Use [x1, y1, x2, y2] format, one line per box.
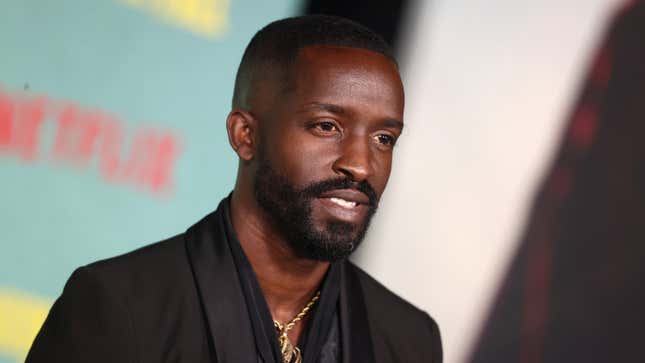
[316, 121, 338, 132]
[374, 133, 396, 146]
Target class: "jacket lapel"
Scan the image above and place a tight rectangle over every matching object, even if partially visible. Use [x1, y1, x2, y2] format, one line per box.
[185, 202, 257, 363]
[339, 262, 375, 363]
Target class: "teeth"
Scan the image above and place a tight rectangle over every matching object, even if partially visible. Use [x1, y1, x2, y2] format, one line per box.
[329, 197, 357, 208]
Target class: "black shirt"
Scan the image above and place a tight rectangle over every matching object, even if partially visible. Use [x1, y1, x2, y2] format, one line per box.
[222, 199, 342, 363]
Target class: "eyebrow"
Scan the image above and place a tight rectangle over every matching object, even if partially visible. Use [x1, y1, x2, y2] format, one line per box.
[382, 118, 404, 131]
[301, 102, 404, 131]
[301, 102, 347, 115]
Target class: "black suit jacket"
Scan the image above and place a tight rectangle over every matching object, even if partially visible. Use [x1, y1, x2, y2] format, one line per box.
[27, 202, 442, 362]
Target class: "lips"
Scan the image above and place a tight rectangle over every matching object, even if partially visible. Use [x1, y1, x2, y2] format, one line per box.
[315, 189, 371, 222]
[327, 197, 358, 209]
[318, 189, 371, 206]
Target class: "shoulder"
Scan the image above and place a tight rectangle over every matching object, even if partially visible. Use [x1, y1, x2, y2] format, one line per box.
[84, 234, 187, 281]
[82, 206, 225, 286]
[349, 262, 443, 362]
[69, 234, 194, 304]
[61, 205, 226, 307]
[85, 233, 187, 272]
[350, 262, 435, 324]
[28, 234, 212, 362]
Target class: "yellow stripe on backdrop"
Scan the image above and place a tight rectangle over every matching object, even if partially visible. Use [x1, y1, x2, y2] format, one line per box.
[0, 289, 50, 362]
[121, 0, 230, 38]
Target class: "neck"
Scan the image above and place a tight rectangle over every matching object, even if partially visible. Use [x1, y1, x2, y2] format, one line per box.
[229, 189, 330, 325]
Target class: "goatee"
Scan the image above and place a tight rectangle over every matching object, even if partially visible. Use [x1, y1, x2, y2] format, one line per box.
[253, 158, 378, 261]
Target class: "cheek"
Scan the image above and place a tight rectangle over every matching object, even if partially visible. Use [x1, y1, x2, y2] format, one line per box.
[372, 153, 393, 196]
[264, 128, 339, 185]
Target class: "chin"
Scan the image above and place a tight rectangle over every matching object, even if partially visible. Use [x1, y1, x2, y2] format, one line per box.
[316, 217, 364, 240]
[291, 219, 368, 261]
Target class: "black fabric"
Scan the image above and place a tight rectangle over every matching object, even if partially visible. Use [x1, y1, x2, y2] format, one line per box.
[318, 314, 341, 362]
[185, 201, 257, 362]
[356, 265, 443, 363]
[339, 262, 375, 362]
[26, 198, 441, 363]
[224, 206, 282, 363]
[223, 197, 342, 363]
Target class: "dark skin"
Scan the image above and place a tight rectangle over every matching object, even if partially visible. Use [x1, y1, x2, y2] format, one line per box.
[226, 45, 404, 345]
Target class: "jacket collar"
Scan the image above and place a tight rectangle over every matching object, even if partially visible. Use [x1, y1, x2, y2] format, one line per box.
[185, 200, 257, 362]
[340, 262, 376, 363]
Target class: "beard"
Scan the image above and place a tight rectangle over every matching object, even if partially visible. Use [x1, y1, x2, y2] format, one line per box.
[253, 157, 378, 261]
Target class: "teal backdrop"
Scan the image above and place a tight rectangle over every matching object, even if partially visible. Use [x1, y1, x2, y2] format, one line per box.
[0, 1, 302, 361]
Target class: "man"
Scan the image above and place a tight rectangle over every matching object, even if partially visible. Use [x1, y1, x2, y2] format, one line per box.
[27, 15, 442, 363]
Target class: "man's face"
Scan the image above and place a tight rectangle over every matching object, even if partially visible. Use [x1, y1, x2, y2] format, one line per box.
[253, 45, 404, 261]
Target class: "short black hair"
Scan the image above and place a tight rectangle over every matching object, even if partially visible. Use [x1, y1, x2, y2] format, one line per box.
[232, 14, 396, 109]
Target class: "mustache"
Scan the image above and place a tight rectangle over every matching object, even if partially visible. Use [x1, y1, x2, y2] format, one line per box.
[300, 177, 378, 207]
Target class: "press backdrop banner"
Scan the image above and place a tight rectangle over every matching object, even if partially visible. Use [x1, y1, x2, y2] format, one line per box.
[0, 1, 301, 361]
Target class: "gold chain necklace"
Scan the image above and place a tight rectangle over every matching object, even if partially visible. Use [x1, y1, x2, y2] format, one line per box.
[273, 291, 320, 363]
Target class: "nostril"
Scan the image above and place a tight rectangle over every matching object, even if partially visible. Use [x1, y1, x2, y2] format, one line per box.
[336, 165, 370, 182]
[332, 144, 373, 181]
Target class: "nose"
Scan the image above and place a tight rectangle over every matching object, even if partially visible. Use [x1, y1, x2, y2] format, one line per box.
[332, 134, 374, 182]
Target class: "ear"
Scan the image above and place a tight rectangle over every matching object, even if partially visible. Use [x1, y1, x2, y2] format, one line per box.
[226, 109, 257, 161]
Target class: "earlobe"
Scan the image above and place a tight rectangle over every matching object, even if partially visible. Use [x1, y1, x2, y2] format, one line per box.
[226, 110, 256, 161]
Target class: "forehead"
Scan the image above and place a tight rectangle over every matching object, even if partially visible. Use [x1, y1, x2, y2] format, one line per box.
[286, 45, 404, 116]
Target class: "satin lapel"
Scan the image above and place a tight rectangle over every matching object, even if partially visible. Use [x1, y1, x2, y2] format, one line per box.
[185, 203, 257, 363]
[339, 262, 375, 363]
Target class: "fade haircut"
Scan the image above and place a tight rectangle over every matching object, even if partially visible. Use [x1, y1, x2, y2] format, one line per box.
[232, 14, 396, 109]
